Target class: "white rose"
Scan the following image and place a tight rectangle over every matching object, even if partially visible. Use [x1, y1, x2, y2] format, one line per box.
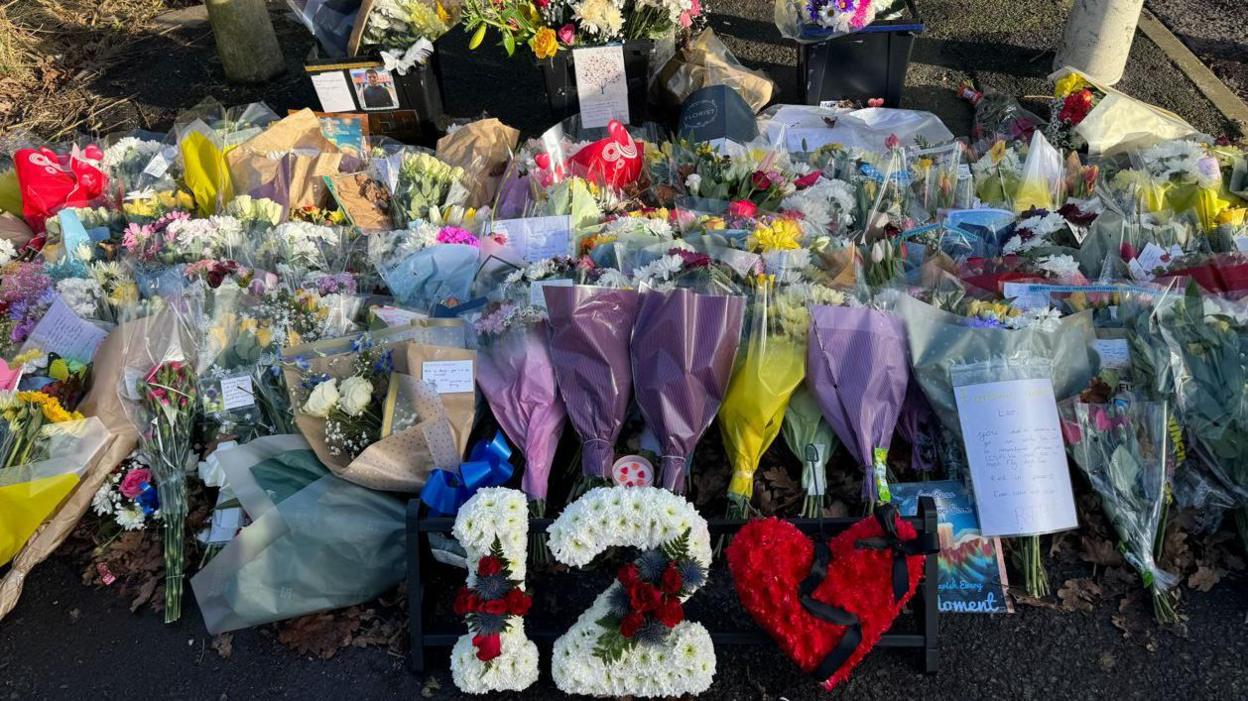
[338, 375, 374, 417]
[301, 379, 339, 418]
[685, 173, 701, 195]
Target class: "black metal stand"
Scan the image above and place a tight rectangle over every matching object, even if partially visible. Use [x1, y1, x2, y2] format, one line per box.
[406, 496, 940, 677]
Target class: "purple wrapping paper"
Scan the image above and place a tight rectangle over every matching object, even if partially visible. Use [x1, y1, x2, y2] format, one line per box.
[476, 322, 568, 502]
[543, 285, 640, 479]
[631, 288, 745, 492]
[897, 379, 938, 472]
[807, 306, 909, 501]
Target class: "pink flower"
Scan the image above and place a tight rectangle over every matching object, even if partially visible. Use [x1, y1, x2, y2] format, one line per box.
[1091, 407, 1113, 433]
[436, 226, 480, 247]
[119, 468, 152, 499]
[557, 23, 576, 45]
[678, 10, 693, 27]
[727, 199, 759, 219]
[884, 133, 901, 150]
[1060, 419, 1082, 445]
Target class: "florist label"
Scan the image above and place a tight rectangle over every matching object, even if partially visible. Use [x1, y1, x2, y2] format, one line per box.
[953, 378, 1078, 537]
[422, 360, 474, 394]
[573, 45, 630, 129]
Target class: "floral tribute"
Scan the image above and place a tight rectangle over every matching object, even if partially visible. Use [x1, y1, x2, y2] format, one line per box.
[548, 486, 715, 697]
[450, 488, 539, 694]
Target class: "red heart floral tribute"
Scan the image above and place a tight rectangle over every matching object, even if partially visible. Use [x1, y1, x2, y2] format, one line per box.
[726, 507, 933, 691]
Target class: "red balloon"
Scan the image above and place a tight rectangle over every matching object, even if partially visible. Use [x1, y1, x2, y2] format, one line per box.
[13, 146, 108, 233]
[567, 120, 643, 189]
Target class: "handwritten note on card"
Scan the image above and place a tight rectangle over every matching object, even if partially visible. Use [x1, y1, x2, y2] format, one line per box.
[422, 360, 474, 394]
[21, 297, 108, 363]
[574, 45, 630, 129]
[491, 216, 572, 262]
[954, 378, 1078, 537]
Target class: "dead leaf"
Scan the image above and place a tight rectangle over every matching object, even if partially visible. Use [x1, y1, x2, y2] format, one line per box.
[212, 633, 233, 659]
[1187, 565, 1222, 592]
[130, 576, 157, 613]
[1056, 578, 1102, 613]
[277, 612, 361, 659]
[1078, 535, 1123, 567]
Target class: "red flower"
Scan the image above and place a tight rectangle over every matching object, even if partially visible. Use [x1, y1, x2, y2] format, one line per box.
[453, 587, 480, 616]
[1060, 419, 1082, 445]
[482, 598, 508, 616]
[477, 556, 503, 576]
[660, 562, 683, 595]
[884, 133, 901, 150]
[794, 171, 821, 189]
[472, 633, 502, 661]
[751, 170, 772, 190]
[617, 563, 641, 588]
[656, 596, 684, 628]
[1120, 242, 1138, 261]
[504, 588, 532, 617]
[726, 199, 758, 219]
[619, 611, 645, 639]
[628, 582, 663, 613]
[1058, 89, 1094, 126]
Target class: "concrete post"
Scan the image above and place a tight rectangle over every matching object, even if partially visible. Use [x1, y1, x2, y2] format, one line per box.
[1053, 0, 1146, 85]
[205, 0, 286, 84]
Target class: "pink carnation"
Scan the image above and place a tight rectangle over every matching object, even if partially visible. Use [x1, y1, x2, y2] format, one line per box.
[436, 226, 480, 247]
[119, 468, 152, 499]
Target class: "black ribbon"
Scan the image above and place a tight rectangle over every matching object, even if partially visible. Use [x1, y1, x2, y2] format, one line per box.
[797, 506, 940, 685]
[856, 504, 941, 603]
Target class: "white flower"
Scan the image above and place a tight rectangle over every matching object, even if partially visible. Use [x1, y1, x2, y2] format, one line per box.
[301, 379, 340, 418]
[572, 0, 625, 38]
[114, 505, 147, 531]
[92, 483, 117, 516]
[684, 173, 701, 195]
[338, 376, 374, 417]
[594, 268, 632, 289]
[56, 277, 102, 319]
[0, 237, 16, 267]
[1037, 254, 1081, 280]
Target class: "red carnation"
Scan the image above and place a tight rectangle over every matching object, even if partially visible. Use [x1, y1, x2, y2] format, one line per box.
[477, 556, 503, 576]
[629, 582, 663, 613]
[617, 563, 641, 588]
[453, 587, 480, 616]
[656, 596, 684, 628]
[727, 199, 758, 219]
[751, 170, 772, 190]
[482, 598, 508, 616]
[1058, 89, 1094, 126]
[661, 562, 683, 595]
[619, 611, 645, 639]
[472, 632, 502, 661]
[504, 588, 532, 617]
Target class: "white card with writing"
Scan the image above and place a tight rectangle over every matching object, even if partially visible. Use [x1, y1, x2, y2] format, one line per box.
[422, 360, 474, 394]
[491, 216, 572, 262]
[21, 296, 108, 363]
[372, 305, 428, 327]
[219, 374, 256, 410]
[574, 45, 630, 129]
[1092, 338, 1131, 370]
[954, 378, 1078, 537]
[310, 71, 357, 113]
[1002, 282, 1049, 311]
[531, 278, 575, 309]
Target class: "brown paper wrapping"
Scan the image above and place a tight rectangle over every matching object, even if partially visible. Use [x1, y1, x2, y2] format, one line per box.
[436, 119, 520, 209]
[0, 323, 139, 621]
[811, 246, 861, 289]
[326, 172, 394, 231]
[654, 29, 775, 113]
[226, 109, 343, 210]
[285, 341, 475, 492]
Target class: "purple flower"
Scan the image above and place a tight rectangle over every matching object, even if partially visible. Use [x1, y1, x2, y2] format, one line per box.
[436, 226, 480, 247]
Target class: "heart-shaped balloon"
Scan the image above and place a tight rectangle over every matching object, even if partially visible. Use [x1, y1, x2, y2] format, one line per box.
[726, 510, 930, 691]
[567, 120, 642, 189]
[13, 146, 108, 233]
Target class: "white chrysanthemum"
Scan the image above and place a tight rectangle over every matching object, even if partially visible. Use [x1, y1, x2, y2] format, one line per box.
[91, 483, 117, 516]
[451, 625, 540, 694]
[114, 505, 147, 531]
[573, 0, 625, 38]
[0, 237, 17, 267]
[1037, 254, 1081, 280]
[102, 136, 163, 170]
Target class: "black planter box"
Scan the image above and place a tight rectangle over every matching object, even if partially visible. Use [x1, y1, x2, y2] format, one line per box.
[798, 0, 923, 108]
[538, 40, 654, 124]
[304, 46, 447, 145]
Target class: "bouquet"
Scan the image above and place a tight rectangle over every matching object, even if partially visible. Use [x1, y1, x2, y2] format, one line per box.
[294, 337, 393, 461]
[370, 223, 482, 312]
[356, 0, 455, 54]
[806, 305, 909, 505]
[134, 360, 199, 622]
[474, 301, 568, 540]
[720, 275, 807, 517]
[462, 0, 700, 58]
[90, 453, 160, 534]
[781, 385, 839, 517]
[391, 151, 473, 228]
[630, 252, 745, 492]
[1060, 395, 1179, 622]
[775, 0, 877, 41]
[1, 390, 85, 468]
[1045, 71, 1104, 152]
[543, 284, 639, 484]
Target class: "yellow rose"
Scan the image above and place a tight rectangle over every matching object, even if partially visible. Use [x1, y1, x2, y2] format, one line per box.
[531, 27, 558, 60]
[1054, 72, 1088, 98]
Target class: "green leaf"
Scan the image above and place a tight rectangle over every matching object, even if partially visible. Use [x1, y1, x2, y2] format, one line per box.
[502, 31, 515, 56]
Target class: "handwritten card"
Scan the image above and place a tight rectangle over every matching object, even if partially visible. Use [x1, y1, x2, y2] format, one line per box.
[574, 45, 630, 129]
[21, 296, 108, 363]
[219, 374, 256, 411]
[1092, 338, 1131, 370]
[422, 360, 474, 394]
[491, 216, 572, 262]
[310, 71, 357, 113]
[953, 378, 1078, 537]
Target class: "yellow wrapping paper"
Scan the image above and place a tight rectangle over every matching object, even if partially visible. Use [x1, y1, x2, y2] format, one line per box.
[0, 474, 80, 567]
[181, 130, 234, 216]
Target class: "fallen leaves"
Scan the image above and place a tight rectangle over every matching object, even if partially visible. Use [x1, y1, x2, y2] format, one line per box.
[277, 612, 362, 660]
[1056, 578, 1102, 613]
[211, 633, 233, 659]
[1187, 565, 1223, 592]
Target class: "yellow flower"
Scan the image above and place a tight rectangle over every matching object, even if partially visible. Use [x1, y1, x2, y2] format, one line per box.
[750, 218, 802, 252]
[1054, 72, 1088, 98]
[531, 27, 559, 60]
[701, 216, 726, 230]
[16, 391, 83, 423]
[435, 0, 451, 23]
[1216, 207, 1246, 226]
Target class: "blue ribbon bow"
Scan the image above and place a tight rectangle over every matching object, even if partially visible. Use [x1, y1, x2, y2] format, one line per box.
[420, 431, 514, 515]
